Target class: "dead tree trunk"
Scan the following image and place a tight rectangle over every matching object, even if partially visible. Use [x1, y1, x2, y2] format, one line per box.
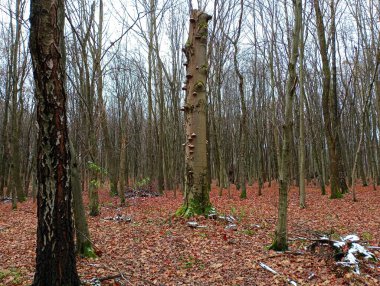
[177, 10, 212, 217]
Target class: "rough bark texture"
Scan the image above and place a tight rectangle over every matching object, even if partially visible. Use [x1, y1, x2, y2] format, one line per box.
[270, 0, 302, 251]
[30, 0, 80, 285]
[177, 10, 212, 217]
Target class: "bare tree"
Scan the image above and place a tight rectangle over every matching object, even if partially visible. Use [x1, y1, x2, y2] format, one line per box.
[270, 0, 302, 251]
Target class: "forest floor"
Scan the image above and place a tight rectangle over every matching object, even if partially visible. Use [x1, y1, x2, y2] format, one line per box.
[1, 182, 380, 285]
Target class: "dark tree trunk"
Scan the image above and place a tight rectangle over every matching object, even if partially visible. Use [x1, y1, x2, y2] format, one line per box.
[30, 0, 80, 285]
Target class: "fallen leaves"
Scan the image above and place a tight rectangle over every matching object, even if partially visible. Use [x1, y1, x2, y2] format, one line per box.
[0, 183, 380, 285]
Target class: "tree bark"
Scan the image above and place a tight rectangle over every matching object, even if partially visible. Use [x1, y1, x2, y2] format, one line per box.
[70, 142, 96, 258]
[314, 0, 342, 199]
[10, 0, 25, 208]
[231, 0, 247, 199]
[298, 5, 306, 208]
[271, 0, 302, 251]
[30, 0, 80, 284]
[177, 10, 212, 217]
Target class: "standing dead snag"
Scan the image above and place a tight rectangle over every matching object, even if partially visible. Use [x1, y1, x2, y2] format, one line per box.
[176, 10, 212, 217]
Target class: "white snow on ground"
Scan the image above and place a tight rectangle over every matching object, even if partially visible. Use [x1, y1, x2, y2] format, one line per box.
[328, 234, 377, 275]
[343, 235, 360, 242]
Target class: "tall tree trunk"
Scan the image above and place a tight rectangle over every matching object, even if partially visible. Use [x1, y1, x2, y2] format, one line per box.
[177, 10, 212, 217]
[118, 99, 127, 206]
[330, 0, 348, 194]
[314, 0, 341, 199]
[153, 20, 166, 193]
[231, 0, 247, 199]
[96, 0, 118, 196]
[10, 0, 25, 208]
[299, 6, 306, 208]
[30, 0, 80, 284]
[0, 70, 11, 198]
[70, 142, 96, 258]
[271, 0, 302, 251]
[146, 0, 155, 182]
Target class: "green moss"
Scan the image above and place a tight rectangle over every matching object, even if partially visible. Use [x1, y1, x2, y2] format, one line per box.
[0, 268, 22, 284]
[242, 229, 254, 236]
[109, 183, 118, 196]
[176, 198, 213, 218]
[90, 179, 100, 189]
[82, 244, 97, 259]
[362, 231, 373, 241]
[77, 240, 97, 258]
[200, 64, 208, 75]
[268, 239, 288, 251]
[240, 184, 247, 199]
[89, 208, 99, 217]
[0, 270, 8, 280]
[194, 81, 205, 92]
[330, 191, 343, 199]
[18, 194, 27, 203]
[198, 20, 208, 30]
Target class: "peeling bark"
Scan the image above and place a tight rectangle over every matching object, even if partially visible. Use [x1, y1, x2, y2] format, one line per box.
[30, 0, 80, 284]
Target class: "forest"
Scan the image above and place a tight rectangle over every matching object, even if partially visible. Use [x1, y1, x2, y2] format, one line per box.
[1, 0, 380, 285]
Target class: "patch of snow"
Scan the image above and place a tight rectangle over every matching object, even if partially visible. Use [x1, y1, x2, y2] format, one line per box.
[343, 235, 360, 242]
[187, 221, 198, 228]
[225, 224, 237, 231]
[208, 213, 217, 219]
[333, 234, 377, 275]
[350, 243, 375, 260]
[333, 241, 346, 248]
[226, 215, 236, 223]
[345, 252, 358, 264]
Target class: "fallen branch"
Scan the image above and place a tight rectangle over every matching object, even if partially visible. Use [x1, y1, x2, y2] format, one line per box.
[259, 262, 298, 285]
[187, 221, 207, 229]
[307, 235, 377, 274]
